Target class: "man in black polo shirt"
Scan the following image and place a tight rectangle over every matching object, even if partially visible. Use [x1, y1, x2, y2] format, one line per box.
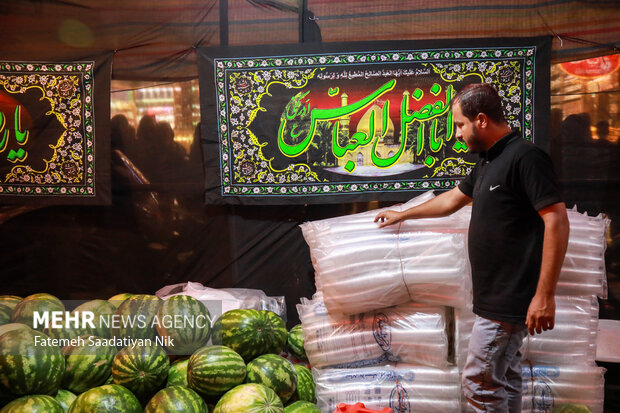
[375, 83, 569, 412]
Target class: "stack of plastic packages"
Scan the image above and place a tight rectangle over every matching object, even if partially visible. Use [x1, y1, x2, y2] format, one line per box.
[297, 293, 450, 369]
[299, 192, 472, 412]
[455, 208, 609, 413]
[300, 191, 472, 315]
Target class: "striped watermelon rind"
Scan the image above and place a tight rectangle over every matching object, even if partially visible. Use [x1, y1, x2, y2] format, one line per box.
[166, 358, 189, 387]
[61, 334, 117, 394]
[213, 309, 287, 362]
[110, 294, 161, 341]
[0, 324, 30, 338]
[107, 294, 133, 309]
[0, 305, 12, 327]
[288, 365, 315, 404]
[286, 325, 306, 361]
[0, 394, 64, 413]
[144, 385, 207, 413]
[284, 401, 321, 413]
[72, 300, 117, 339]
[111, 344, 169, 400]
[187, 345, 246, 400]
[67, 384, 142, 413]
[55, 389, 77, 412]
[10, 294, 65, 332]
[0, 328, 65, 396]
[214, 383, 284, 413]
[156, 295, 211, 355]
[245, 354, 297, 403]
[0, 296, 22, 312]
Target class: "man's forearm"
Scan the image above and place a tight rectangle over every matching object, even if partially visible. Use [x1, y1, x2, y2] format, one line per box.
[536, 203, 570, 297]
[400, 187, 471, 220]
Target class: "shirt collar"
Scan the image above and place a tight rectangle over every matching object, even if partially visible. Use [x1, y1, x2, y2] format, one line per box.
[480, 130, 520, 161]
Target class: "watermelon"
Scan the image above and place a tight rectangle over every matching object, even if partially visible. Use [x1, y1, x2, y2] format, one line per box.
[187, 345, 246, 400]
[62, 335, 117, 394]
[67, 384, 142, 413]
[0, 328, 65, 396]
[10, 293, 65, 331]
[55, 389, 77, 412]
[214, 383, 283, 413]
[44, 311, 85, 343]
[552, 405, 593, 413]
[286, 325, 307, 361]
[156, 295, 211, 355]
[107, 294, 133, 309]
[284, 401, 320, 413]
[0, 296, 22, 311]
[110, 295, 161, 341]
[212, 309, 287, 362]
[245, 354, 297, 403]
[0, 305, 12, 327]
[145, 385, 207, 413]
[0, 394, 64, 413]
[288, 365, 315, 404]
[111, 344, 169, 400]
[0, 324, 30, 337]
[72, 300, 116, 339]
[167, 358, 189, 387]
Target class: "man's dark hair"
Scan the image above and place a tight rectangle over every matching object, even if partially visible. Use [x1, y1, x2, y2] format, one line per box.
[451, 83, 507, 124]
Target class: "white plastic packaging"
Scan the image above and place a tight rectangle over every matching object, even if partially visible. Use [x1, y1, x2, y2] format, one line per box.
[297, 294, 449, 369]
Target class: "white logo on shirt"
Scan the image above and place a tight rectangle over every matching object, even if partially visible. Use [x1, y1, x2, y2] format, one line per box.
[490, 185, 500, 191]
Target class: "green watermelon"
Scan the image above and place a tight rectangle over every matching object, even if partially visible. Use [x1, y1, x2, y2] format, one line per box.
[156, 295, 211, 355]
[145, 385, 207, 413]
[0, 324, 30, 337]
[288, 365, 315, 404]
[111, 344, 169, 400]
[552, 404, 593, 413]
[0, 328, 65, 396]
[67, 384, 142, 413]
[0, 296, 22, 311]
[245, 354, 297, 403]
[286, 325, 307, 361]
[44, 312, 85, 343]
[214, 383, 283, 413]
[10, 293, 65, 331]
[0, 305, 12, 327]
[62, 335, 117, 393]
[212, 309, 287, 362]
[107, 294, 133, 309]
[284, 401, 320, 413]
[55, 389, 77, 412]
[167, 358, 189, 387]
[72, 300, 116, 339]
[110, 295, 161, 341]
[0, 394, 64, 413]
[187, 345, 246, 400]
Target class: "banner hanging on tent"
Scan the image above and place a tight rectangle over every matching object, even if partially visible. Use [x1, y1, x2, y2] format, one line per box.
[0, 55, 112, 204]
[198, 37, 551, 204]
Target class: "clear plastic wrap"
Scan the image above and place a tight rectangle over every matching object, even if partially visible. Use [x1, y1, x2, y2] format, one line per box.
[453, 306, 476, 371]
[313, 364, 462, 413]
[521, 295, 599, 365]
[297, 294, 449, 369]
[155, 281, 287, 321]
[300, 192, 472, 315]
[521, 364, 606, 413]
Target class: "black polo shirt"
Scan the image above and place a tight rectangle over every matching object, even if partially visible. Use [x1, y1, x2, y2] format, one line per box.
[458, 131, 562, 323]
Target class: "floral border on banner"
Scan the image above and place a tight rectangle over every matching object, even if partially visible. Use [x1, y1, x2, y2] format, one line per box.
[0, 61, 96, 197]
[213, 46, 537, 197]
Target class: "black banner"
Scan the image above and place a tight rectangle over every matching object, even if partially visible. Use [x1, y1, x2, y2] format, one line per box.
[198, 37, 551, 204]
[0, 55, 111, 204]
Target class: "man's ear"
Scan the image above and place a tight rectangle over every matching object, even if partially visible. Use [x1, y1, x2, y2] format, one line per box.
[476, 113, 489, 128]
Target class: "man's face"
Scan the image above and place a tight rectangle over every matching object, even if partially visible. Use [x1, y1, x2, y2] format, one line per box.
[452, 102, 484, 153]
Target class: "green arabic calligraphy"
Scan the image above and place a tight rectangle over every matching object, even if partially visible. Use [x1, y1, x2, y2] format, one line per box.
[0, 105, 30, 163]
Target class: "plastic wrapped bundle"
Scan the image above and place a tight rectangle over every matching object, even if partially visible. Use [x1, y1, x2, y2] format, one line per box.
[314, 364, 462, 413]
[297, 294, 449, 369]
[558, 210, 609, 298]
[521, 296, 599, 365]
[300, 192, 472, 315]
[521, 364, 606, 413]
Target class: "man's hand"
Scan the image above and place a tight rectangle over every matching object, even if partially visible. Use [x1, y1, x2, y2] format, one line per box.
[525, 293, 555, 335]
[374, 210, 403, 228]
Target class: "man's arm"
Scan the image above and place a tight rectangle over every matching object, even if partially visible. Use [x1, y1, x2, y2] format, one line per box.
[374, 187, 472, 228]
[526, 202, 570, 335]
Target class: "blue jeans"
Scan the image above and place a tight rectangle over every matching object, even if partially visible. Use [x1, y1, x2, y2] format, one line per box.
[462, 315, 528, 413]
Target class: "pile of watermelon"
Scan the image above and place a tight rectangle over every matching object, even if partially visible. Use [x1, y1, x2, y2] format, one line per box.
[0, 293, 317, 413]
